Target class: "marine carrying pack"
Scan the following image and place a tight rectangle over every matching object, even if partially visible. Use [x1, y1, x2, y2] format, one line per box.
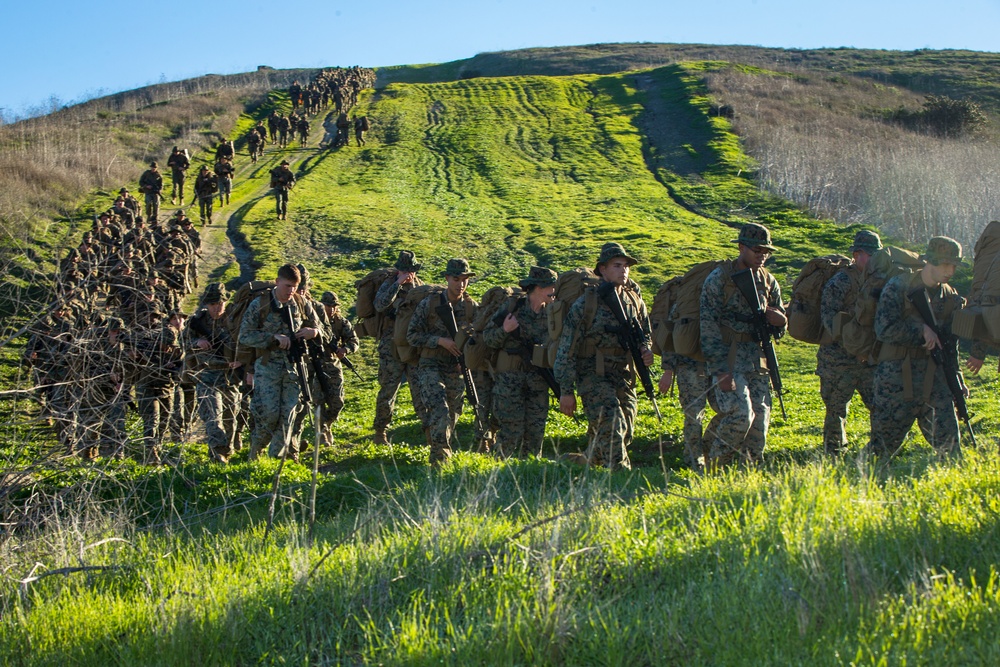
[650, 260, 726, 361]
[225, 280, 275, 367]
[837, 246, 923, 362]
[787, 254, 852, 344]
[392, 284, 445, 364]
[952, 221, 1000, 342]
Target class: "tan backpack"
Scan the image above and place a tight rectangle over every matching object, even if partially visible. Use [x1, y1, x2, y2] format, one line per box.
[787, 254, 852, 344]
[353, 267, 394, 338]
[838, 246, 923, 362]
[392, 284, 444, 364]
[649, 260, 727, 360]
[464, 286, 523, 372]
[953, 222, 1000, 342]
[539, 268, 601, 368]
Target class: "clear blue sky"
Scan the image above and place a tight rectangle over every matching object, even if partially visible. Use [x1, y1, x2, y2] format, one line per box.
[3, 0, 999, 118]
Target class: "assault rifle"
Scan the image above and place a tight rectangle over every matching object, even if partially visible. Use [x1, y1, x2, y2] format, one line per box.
[279, 301, 313, 405]
[596, 281, 662, 421]
[340, 354, 366, 382]
[435, 294, 488, 430]
[730, 268, 787, 419]
[907, 288, 977, 447]
[491, 298, 561, 400]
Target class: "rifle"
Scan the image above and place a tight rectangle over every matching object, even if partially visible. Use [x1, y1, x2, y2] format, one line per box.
[435, 293, 488, 430]
[595, 281, 662, 421]
[493, 298, 561, 400]
[278, 300, 313, 405]
[340, 354, 366, 382]
[907, 288, 977, 447]
[730, 268, 787, 419]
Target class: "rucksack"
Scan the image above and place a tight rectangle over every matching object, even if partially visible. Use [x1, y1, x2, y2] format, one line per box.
[838, 246, 923, 362]
[225, 280, 274, 367]
[464, 286, 523, 372]
[359, 116, 370, 131]
[650, 260, 727, 361]
[787, 254, 852, 344]
[392, 284, 445, 364]
[540, 268, 601, 368]
[353, 267, 397, 338]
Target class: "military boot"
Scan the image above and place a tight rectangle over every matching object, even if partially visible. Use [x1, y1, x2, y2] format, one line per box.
[373, 428, 388, 445]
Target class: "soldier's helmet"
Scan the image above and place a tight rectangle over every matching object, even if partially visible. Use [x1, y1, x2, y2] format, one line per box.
[201, 283, 227, 305]
[921, 236, 965, 266]
[732, 223, 777, 251]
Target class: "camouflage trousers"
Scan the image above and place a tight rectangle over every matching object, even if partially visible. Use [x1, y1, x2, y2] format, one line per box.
[291, 360, 345, 447]
[249, 360, 304, 459]
[169, 380, 196, 441]
[136, 381, 174, 455]
[79, 383, 127, 458]
[491, 370, 549, 458]
[416, 360, 464, 464]
[274, 189, 289, 217]
[198, 195, 213, 224]
[217, 177, 232, 204]
[171, 171, 185, 199]
[144, 192, 159, 222]
[818, 364, 874, 454]
[871, 358, 959, 456]
[197, 380, 239, 460]
[674, 361, 720, 470]
[473, 369, 498, 450]
[706, 371, 770, 467]
[374, 335, 427, 431]
[578, 371, 637, 471]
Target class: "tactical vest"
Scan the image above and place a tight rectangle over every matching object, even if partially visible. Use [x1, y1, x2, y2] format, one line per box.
[575, 285, 644, 378]
[419, 292, 476, 361]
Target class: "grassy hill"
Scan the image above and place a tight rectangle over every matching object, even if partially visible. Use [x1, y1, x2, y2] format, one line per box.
[4, 46, 1000, 665]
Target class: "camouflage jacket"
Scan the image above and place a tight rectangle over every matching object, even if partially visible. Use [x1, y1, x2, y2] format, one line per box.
[406, 291, 478, 368]
[316, 308, 360, 365]
[553, 282, 651, 395]
[699, 260, 785, 377]
[138, 169, 162, 194]
[817, 263, 866, 372]
[874, 271, 963, 351]
[482, 297, 548, 353]
[167, 152, 190, 174]
[194, 172, 218, 197]
[185, 309, 235, 384]
[374, 273, 413, 340]
[269, 167, 295, 190]
[238, 290, 325, 370]
[125, 323, 183, 386]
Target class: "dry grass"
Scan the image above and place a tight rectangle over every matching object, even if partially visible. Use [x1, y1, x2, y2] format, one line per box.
[705, 66, 1000, 248]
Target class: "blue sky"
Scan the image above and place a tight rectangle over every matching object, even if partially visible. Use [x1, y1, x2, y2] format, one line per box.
[3, 0, 999, 118]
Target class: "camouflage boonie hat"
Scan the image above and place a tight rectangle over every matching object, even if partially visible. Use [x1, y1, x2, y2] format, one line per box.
[921, 236, 965, 266]
[201, 282, 227, 305]
[119, 187, 129, 194]
[149, 161, 158, 168]
[82, 231, 94, 242]
[105, 317, 125, 331]
[280, 159, 290, 166]
[441, 258, 476, 278]
[733, 223, 777, 251]
[296, 263, 310, 286]
[394, 250, 422, 272]
[595, 242, 638, 270]
[518, 266, 558, 289]
[320, 291, 340, 307]
[850, 230, 883, 254]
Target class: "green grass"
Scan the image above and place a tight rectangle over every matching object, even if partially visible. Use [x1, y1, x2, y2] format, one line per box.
[5, 60, 1000, 665]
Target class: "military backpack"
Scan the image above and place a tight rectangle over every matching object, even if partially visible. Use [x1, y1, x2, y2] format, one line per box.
[353, 267, 402, 338]
[463, 286, 523, 372]
[787, 254, 852, 345]
[392, 284, 445, 364]
[650, 260, 727, 361]
[953, 221, 1000, 343]
[537, 268, 602, 368]
[225, 280, 274, 367]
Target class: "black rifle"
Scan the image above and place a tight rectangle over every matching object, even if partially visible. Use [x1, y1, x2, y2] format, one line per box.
[907, 287, 977, 447]
[596, 281, 662, 421]
[305, 339, 335, 400]
[435, 294, 488, 430]
[493, 297, 561, 400]
[279, 299, 313, 405]
[730, 268, 787, 419]
[340, 354, 366, 382]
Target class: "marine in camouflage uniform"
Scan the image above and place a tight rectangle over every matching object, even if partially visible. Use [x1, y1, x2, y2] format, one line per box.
[313, 291, 360, 445]
[138, 161, 163, 223]
[238, 264, 324, 460]
[372, 251, 428, 443]
[406, 258, 479, 465]
[166, 146, 190, 203]
[700, 224, 787, 468]
[554, 243, 654, 471]
[78, 318, 129, 459]
[25, 304, 78, 452]
[128, 310, 184, 464]
[483, 267, 558, 458]
[186, 283, 241, 463]
[816, 230, 882, 454]
[270, 160, 295, 220]
[871, 237, 967, 457]
[193, 165, 218, 226]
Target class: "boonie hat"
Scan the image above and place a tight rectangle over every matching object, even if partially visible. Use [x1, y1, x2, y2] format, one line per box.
[441, 258, 476, 278]
[733, 223, 777, 251]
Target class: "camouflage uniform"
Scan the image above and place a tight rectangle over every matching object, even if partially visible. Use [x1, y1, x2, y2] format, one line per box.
[407, 259, 479, 464]
[661, 352, 719, 470]
[312, 292, 360, 444]
[871, 238, 967, 456]
[372, 251, 428, 439]
[214, 158, 234, 205]
[270, 162, 295, 220]
[238, 289, 324, 459]
[700, 224, 786, 466]
[482, 267, 558, 458]
[193, 167, 218, 225]
[166, 148, 190, 201]
[128, 318, 183, 463]
[816, 231, 882, 454]
[138, 163, 163, 222]
[186, 286, 240, 462]
[79, 321, 129, 458]
[554, 245, 651, 470]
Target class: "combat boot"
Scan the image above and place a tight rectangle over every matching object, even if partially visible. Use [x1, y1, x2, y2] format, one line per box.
[373, 428, 388, 445]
